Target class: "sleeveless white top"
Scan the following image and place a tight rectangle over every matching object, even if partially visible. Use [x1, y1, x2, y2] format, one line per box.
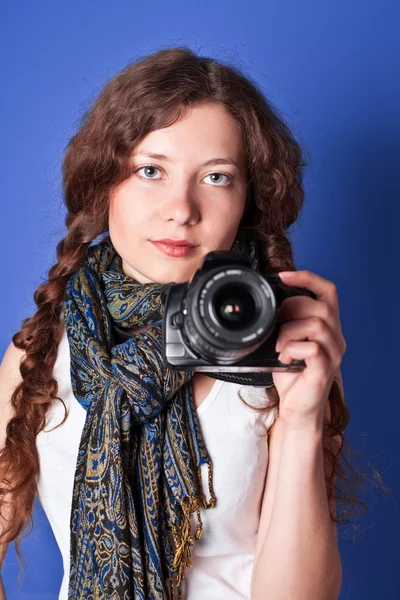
[36, 328, 278, 600]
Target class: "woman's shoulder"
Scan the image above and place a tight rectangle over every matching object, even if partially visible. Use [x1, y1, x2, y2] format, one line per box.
[0, 340, 25, 447]
[0, 340, 25, 388]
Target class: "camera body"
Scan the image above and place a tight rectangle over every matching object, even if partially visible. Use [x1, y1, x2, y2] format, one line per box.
[161, 250, 316, 373]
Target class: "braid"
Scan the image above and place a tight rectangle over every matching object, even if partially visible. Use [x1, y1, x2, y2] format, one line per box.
[0, 212, 103, 570]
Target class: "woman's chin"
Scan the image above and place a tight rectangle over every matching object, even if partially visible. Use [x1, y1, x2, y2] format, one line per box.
[151, 267, 195, 285]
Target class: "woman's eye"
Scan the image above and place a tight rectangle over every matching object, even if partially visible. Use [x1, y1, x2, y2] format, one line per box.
[134, 165, 162, 179]
[204, 172, 232, 186]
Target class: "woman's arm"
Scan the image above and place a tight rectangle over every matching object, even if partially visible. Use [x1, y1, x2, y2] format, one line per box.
[0, 341, 24, 600]
[0, 574, 7, 600]
[250, 407, 342, 600]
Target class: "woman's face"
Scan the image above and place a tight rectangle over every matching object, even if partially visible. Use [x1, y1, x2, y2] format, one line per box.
[108, 102, 249, 284]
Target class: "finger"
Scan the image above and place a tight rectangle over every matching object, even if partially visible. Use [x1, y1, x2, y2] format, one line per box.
[277, 295, 338, 333]
[277, 340, 334, 384]
[277, 297, 346, 353]
[279, 270, 338, 306]
[276, 317, 344, 369]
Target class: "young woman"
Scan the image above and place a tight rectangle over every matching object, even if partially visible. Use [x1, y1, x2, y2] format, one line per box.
[0, 46, 353, 600]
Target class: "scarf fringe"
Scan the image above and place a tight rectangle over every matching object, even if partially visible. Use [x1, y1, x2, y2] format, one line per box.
[167, 459, 216, 599]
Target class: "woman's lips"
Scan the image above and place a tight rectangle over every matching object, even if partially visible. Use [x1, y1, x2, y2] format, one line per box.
[151, 241, 198, 257]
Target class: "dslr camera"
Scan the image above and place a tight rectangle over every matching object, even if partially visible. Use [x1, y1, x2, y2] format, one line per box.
[161, 250, 316, 374]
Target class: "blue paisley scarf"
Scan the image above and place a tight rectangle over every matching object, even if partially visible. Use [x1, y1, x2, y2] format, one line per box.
[63, 232, 262, 600]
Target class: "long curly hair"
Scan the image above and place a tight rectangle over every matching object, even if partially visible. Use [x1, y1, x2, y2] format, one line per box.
[0, 46, 389, 572]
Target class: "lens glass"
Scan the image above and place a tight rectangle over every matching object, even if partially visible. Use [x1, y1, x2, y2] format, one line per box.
[213, 284, 256, 330]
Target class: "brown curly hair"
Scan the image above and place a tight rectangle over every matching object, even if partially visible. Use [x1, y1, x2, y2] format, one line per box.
[0, 45, 389, 574]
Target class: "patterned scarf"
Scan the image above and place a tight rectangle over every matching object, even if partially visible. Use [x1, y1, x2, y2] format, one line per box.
[63, 232, 263, 599]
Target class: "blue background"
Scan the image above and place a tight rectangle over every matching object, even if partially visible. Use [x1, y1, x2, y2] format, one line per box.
[1, 0, 399, 598]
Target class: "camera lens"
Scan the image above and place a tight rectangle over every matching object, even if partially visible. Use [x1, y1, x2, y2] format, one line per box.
[213, 284, 256, 330]
[183, 260, 276, 364]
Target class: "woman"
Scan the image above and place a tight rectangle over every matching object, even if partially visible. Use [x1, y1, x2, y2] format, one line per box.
[0, 46, 368, 600]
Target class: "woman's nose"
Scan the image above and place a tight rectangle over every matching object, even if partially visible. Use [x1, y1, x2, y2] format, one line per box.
[159, 187, 201, 226]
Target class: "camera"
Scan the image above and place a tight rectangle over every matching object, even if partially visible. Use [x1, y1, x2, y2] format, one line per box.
[161, 250, 316, 374]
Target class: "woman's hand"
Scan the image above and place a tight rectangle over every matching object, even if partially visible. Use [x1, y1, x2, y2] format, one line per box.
[272, 270, 347, 431]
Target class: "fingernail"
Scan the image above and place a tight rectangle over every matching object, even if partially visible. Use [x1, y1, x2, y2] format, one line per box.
[279, 271, 294, 278]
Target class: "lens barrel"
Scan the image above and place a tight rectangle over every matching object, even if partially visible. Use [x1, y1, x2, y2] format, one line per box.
[184, 265, 276, 364]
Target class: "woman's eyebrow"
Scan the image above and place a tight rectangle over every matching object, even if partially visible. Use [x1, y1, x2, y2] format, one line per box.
[134, 151, 241, 169]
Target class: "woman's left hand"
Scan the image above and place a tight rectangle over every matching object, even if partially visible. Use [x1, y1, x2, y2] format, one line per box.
[272, 270, 347, 431]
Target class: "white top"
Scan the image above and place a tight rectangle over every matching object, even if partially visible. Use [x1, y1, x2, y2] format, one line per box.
[36, 328, 278, 600]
